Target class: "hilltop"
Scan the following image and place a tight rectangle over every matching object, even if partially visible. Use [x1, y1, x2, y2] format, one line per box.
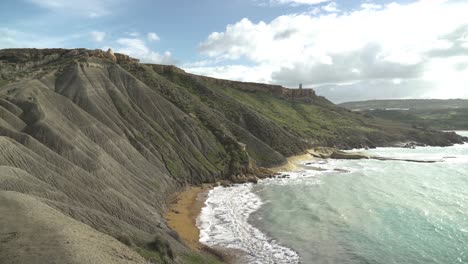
[0, 48, 465, 264]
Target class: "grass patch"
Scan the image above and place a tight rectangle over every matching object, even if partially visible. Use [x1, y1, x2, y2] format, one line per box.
[0, 79, 8, 87]
[147, 235, 174, 260]
[130, 235, 175, 264]
[116, 234, 135, 247]
[182, 253, 223, 264]
[366, 108, 468, 130]
[135, 247, 170, 264]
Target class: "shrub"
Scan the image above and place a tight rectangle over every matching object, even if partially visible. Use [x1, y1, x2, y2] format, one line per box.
[147, 235, 174, 260]
[167, 229, 181, 242]
[116, 234, 134, 247]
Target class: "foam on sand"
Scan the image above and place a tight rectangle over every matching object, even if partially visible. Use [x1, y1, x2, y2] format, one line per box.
[197, 184, 300, 264]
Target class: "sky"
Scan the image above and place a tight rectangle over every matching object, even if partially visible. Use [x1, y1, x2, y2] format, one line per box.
[1, 0, 467, 103]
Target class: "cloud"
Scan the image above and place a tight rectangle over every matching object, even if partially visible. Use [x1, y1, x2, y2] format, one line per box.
[186, 0, 468, 102]
[321, 2, 338, 12]
[273, 28, 298, 40]
[0, 27, 73, 49]
[25, 0, 123, 17]
[147, 32, 160, 41]
[271, 43, 425, 86]
[112, 38, 175, 64]
[0, 28, 18, 48]
[1, 25, 175, 66]
[360, 3, 382, 11]
[126, 31, 140, 37]
[90, 31, 106, 42]
[185, 64, 275, 84]
[267, 0, 330, 6]
[426, 25, 468, 58]
[314, 79, 437, 103]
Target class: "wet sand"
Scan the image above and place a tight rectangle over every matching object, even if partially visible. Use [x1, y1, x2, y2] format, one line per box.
[165, 185, 210, 250]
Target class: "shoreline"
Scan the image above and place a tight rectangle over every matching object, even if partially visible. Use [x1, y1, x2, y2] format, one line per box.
[164, 151, 318, 263]
[164, 185, 249, 263]
[164, 143, 468, 263]
[165, 185, 210, 251]
[270, 150, 316, 172]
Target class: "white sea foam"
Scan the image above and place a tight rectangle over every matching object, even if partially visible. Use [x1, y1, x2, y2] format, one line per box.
[197, 141, 468, 263]
[197, 183, 300, 264]
[262, 170, 323, 187]
[349, 143, 468, 164]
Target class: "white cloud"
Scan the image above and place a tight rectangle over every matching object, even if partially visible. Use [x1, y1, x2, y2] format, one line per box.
[360, 3, 382, 11]
[0, 27, 74, 49]
[127, 31, 140, 37]
[90, 31, 106, 42]
[186, 64, 275, 84]
[268, 0, 330, 6]
[0, 28, 18, 48]
[423, 56, 468, 99]
[321, 2, 338, 12]
[147, 32, 160, 41]
[113, 38, 174, 64]
[186, 0, 468, 101]
[25, 0, 122, 17]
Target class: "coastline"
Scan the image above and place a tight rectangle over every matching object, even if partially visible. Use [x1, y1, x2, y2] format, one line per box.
[270, 150, 315, 172]
[164, 151, 318, 262]
[165, 185, 210, 250]
[165, 185, 249, 263]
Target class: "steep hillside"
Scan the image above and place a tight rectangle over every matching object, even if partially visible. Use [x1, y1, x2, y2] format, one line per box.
[0, 48, 465, 264]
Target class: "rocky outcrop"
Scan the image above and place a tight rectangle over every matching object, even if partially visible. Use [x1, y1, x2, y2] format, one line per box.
[281, 88, 316, 103]
[309, 147, 371, 159]
[151, 65, 318, 104]
[309, 147, 443, 163]
[0, 48, 140, 81]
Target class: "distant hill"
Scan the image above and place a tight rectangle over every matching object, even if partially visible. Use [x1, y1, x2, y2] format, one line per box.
[339, 99, 468, 111]
[339, 99, 468, 130]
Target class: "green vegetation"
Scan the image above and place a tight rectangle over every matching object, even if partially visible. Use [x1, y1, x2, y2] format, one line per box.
[339, 99, 468, 110]
[182, 253, 223, 264]
[131, 235, 175, 264]
[211, 83, 375, 137]
[135, 247, 170, 264]
[116, 234, 135, 247]
[364, 108, 468, 130]
[122, 63, 467, 157]
[147, 235, 174, 260]
[131, 235, 222, 264]
[340, 99, 468, 130]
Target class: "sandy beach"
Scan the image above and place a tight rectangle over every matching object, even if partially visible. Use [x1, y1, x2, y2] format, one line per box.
[270, 150, 316, 172]
[165, 185, 210, 250]
[165, 152, 316, 241]
[165, 185, 253, 263]
[163, 151, 318, 263]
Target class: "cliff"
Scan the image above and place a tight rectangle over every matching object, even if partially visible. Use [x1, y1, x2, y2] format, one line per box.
[151, 64, 318, 103]
[0, 48, 465, 264]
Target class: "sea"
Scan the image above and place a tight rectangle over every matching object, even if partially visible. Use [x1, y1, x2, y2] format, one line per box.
[197, 131, 468, 264]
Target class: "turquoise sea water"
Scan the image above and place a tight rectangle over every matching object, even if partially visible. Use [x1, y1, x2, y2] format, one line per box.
[198, 132, 468, 264]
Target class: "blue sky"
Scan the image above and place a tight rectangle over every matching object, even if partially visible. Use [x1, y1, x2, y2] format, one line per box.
[1, 0, 467, 102]
[0, 0, 367, 61]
